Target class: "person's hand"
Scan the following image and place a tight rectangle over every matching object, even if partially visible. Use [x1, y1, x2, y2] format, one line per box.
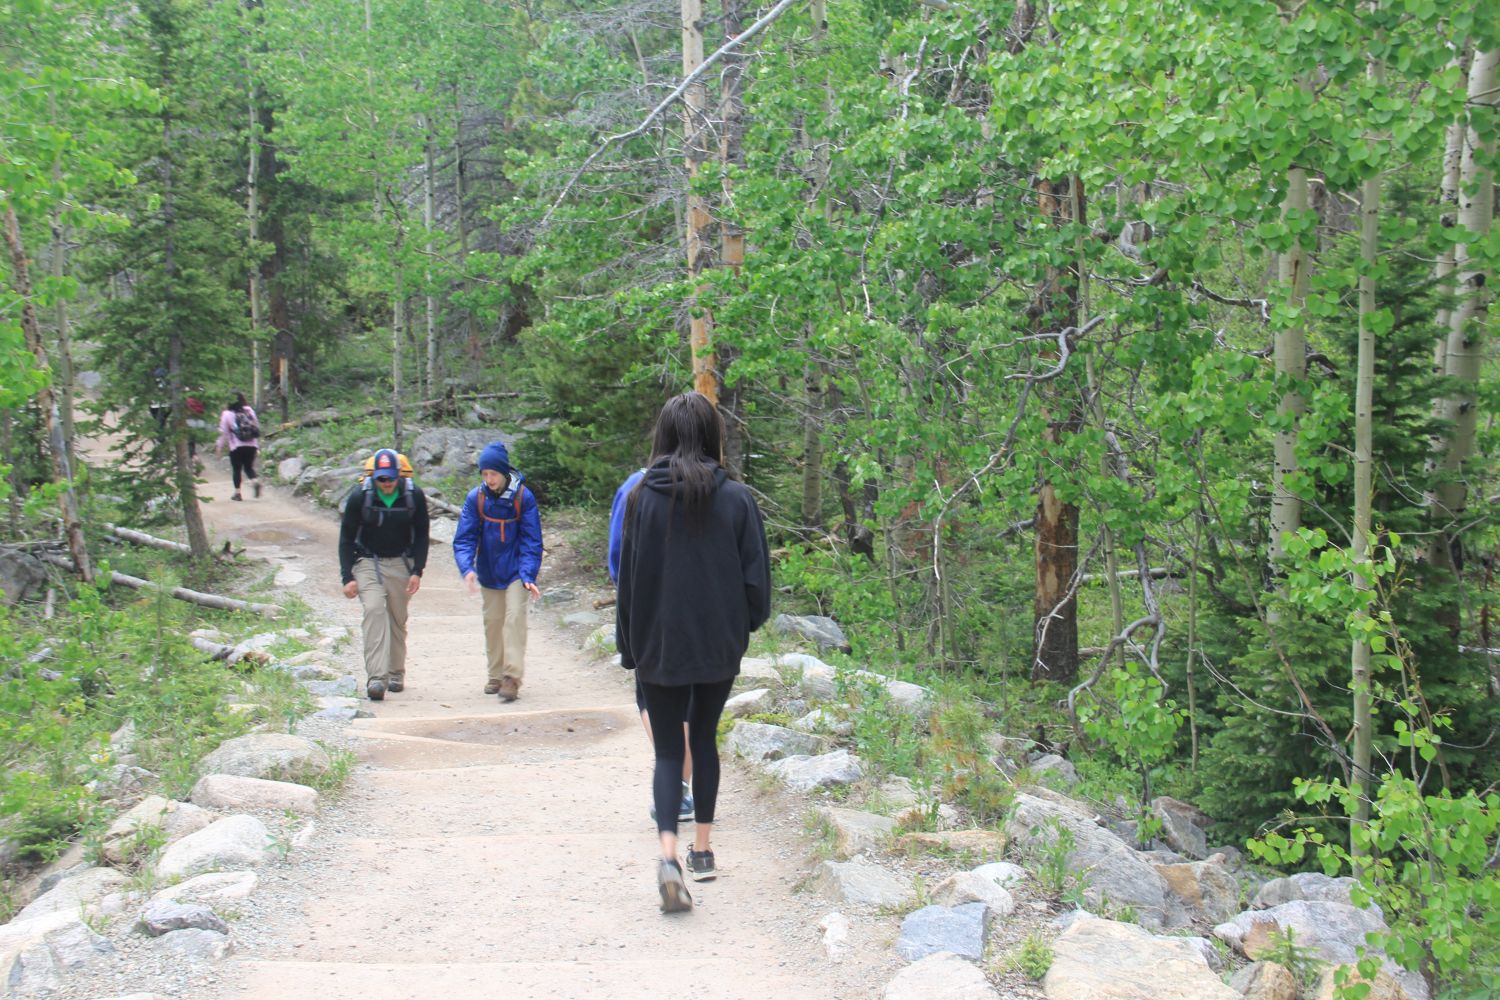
[464, 571, 479, 596]
[524, 581, 541, 600]
[406, 574, 422, 596]
[342, 580, 358, 599]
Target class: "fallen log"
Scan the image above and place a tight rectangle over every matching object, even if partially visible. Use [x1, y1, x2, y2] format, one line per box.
[105, 523, 193, 555]
[262, 393, 520, 437]
[426, 495, 463, 519]
[41, 553, 282, 617]
[190, 636, 272, 666]
[592, 596, 616, 610]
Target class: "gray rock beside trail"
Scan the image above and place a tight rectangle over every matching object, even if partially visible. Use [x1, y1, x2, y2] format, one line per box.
[137, 900, 228, 937]
[1231, 962, 1300, 1000]
[1005, 793, 1172, 929]
[766, 748, 864, 792]
[724, 688, 775, 718]
[883, 951, 999, 1000]
[816, 857, 917, 909]
[1213, 900, 1427, 1000]
[1154, 858, 1241, 926]
[151, 928, 232, 962]
[150, 871, 258, 907]
[1044, 917, 1239, 1000]
[724, 721, 825, 761]
[775, 613, 851, 652]
[929, 871, 1016, 918]
[778, 653, 838, 701]
[5, 920, 114, 997]
[302, 675, 360, 698]
[896, 903, 990, 961]
[791, 708, 852, 736]
[817, 807, 896, 858]
[970, 862, 1027, 889]
[0, 547, 48, 605]
[737, 656, 782, 685]
[561, 611, 601, 628]
[407, 428, 498, 472]
[101, 795, 218, 866]
[298, 465, 362, 503]
[1152, 795, 1213, 859]
[1028, 752, 1079, 787]
[190, 774, 319, 814]
[277, 456, 305, 480]
[155, 815, 270, 881]
[1252, 871, 1359, 909]
[16, 868, 130, 922]
[198, 733, 331, 783]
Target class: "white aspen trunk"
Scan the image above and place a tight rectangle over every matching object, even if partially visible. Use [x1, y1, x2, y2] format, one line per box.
[1351, 108, 1381, 850]
[47, 94, 77, 465]
[1428, 49, 1498, 570]
[423, 123, 438, 401]
[393, 274, 406, 453]
[681, 0, 717, 402]
[453, 88, 478, 360]
[1432, 50, 1470, 351]
[1270, 167, 1310, 568]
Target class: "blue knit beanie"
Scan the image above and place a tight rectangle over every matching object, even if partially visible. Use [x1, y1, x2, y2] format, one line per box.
[478, 441, 511, 474]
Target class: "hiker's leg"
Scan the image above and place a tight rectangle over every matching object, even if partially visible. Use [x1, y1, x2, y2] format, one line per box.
[352, 560, 391, 681]
[685, 677, 735, 848]
[499, 579, 528, 684]
[640, 680, 692, 857]
[383, 560, 412, 682]
[480, 586, 506, 682]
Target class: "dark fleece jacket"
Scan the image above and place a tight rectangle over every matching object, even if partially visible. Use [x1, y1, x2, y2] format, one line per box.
[615, 460, 771, 687]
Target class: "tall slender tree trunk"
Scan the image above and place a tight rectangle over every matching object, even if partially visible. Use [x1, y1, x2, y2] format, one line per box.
[1031, 175, 1083, 684]
[717, 0, 747, 471]
[158, 100, 210, 559]
[1351, 90, 1382, 851]
[3, 200, 93, 581]
[453, 88, 479, 362]
[799, 0, 831, 537]
[246, 71, 264, 413]
[1270, 167, 1311, 573]
[681, 0, 717, 403]
[48, 95, 77, 466]
[422, 122, 438, 401]
[1427, 49, 1498, 572]
[1432, 50, 1471, 349]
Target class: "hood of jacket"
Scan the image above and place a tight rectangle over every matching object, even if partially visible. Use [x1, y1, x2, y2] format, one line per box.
[641, 458, 727, 495]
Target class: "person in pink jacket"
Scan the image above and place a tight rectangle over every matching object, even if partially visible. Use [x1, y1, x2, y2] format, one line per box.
[215, 392, 262, 500]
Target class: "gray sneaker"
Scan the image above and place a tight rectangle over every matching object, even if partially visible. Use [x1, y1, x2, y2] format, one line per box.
[658, 858, 692, 913]
[686, 849, 717, 882]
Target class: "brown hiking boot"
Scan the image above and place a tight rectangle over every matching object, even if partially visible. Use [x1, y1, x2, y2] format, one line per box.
[483, 679, 503, 695]
[497, 676, 520, 702]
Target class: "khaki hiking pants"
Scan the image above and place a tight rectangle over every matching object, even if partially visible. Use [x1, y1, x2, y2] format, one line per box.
[352, 556, 413, 683]
[481, 580, 529, 683]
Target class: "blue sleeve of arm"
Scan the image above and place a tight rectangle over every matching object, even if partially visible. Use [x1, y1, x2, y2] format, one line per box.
[607, 471, 642, 584]
[452, 490, 478, 576]
[519, 490, 543, 583]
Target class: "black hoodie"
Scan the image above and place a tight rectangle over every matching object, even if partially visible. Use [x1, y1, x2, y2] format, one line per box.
[615, 459, 771, 686]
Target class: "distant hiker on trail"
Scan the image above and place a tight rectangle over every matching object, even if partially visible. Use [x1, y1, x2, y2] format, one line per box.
[339, 448, 431, 702]
[610, 467, 695, 826]
[614, 392, 772, 912]
[215, 392, 261, 501]
[452, 441, 543, 702]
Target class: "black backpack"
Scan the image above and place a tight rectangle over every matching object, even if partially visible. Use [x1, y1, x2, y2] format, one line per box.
[355, 478, 417, 556]
[234, 408, 260, 441]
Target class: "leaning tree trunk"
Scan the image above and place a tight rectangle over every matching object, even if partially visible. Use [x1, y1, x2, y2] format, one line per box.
[717, 0, 747, 472]
[159, 102, 210, 559]
[1031, 175, 1083, 684]
[3, 199, 94, 582]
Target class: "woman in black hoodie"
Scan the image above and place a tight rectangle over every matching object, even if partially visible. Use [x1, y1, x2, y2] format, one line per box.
[616, 392, 771, 913]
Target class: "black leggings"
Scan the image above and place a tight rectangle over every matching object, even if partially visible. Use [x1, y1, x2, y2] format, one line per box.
[639, 677, 735, 834]
[229, 446, 259, 489]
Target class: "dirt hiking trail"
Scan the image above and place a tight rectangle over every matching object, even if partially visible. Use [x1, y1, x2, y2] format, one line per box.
[192, 457, 901, 1000]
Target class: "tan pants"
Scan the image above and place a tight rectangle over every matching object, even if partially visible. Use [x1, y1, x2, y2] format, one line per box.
[352, 557, 413, 683]
[481, 580, 529, 683]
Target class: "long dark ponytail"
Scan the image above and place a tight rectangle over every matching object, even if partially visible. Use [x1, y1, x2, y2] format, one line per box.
[629, 391, 724, 529]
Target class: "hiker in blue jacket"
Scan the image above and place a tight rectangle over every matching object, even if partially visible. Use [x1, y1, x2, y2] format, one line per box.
[452, 441, 543, 701]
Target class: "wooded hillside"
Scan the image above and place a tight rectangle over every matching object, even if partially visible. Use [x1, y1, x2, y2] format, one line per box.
[2, 0, 1496, 992]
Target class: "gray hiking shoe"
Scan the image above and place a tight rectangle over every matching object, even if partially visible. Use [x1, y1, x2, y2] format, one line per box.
[658, 858, 692, 913]
[686, 849, 717, 882]
[366, 679, 386, 701]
